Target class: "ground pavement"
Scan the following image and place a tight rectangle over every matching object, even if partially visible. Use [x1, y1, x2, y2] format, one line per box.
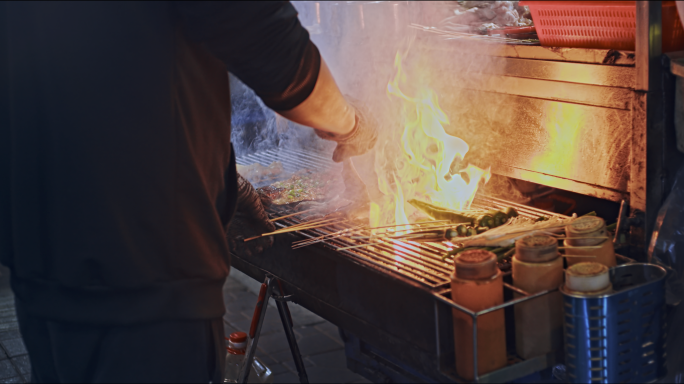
[224, 269, 370, 384]
[0, 266, 30, 383]
[0, 266, 369, 383]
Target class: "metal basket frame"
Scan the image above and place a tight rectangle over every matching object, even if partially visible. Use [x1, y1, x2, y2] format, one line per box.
[433, 254, 639, 383]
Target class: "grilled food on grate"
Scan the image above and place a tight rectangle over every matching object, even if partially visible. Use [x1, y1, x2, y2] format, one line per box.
[257, 169, 343, 206]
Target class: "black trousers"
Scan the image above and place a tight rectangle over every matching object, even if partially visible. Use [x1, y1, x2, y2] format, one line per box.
[15, 300, 225, 383]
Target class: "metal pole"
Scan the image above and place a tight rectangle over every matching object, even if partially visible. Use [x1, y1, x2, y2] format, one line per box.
[632, 1, 664, 259]
[274, 282, 309, 383]
[239, 276, 275, 383]
[472, 313, 479, 382]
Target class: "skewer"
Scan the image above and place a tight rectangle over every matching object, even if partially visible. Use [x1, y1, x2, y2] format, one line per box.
[350, 224, 456, 240]
[387, 234, 428, 240]
[269, 209, 316, 222]
[292, 225, 361, 245]
[292, 225, 365, 249]
[244, 219, 347, 242]
[282, 218, 347, 231]
[369, 225, 463, 239]
[503, 282, 530, 296]
[273, 217, 342, 232]
[291, 219, 462, 249]
[562, 255, 597, 258]
[245, 224, 337, 242]
[474, 223, 572, 239]
[292, 234, 351, 246]
[364, 220, 452, 231]
[559, 245, 603, 249]
[336, 241, 385, 251]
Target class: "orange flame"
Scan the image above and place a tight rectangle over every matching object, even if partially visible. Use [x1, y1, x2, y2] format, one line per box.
[372, 54, 491, 228]
[529, 103, 584, 178]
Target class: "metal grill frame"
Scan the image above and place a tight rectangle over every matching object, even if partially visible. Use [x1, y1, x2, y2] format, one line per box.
[234, 149, 579, 382]
[275, 195, 567, 290]
[240, 148, 567, 290]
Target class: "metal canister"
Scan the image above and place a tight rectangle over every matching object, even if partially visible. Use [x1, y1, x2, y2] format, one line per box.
[561, 263, 667, 383]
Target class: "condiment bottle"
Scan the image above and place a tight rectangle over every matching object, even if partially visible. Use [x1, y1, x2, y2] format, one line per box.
[564, 217, 616, 267]
[224, 332, 248, 383]
[512, 235, 564, 360]
[564, 262, 612, 295]
[451, 250, 507, 380]
[224, 332, 274, 384]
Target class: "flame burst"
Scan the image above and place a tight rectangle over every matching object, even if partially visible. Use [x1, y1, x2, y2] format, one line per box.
[372, 54, 491, 228]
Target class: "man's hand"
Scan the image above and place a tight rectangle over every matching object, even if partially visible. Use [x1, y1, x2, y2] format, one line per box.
[226, 174, 276, 257]
[315, 97, 378, 163]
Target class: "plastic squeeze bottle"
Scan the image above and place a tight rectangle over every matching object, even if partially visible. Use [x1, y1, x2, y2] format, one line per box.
[224, 332, 273, 384]
[512, 235, 564, 360]
[564, 216, 616, 267]
[451, 249, 507, 380]
[224, 332, 248, 383]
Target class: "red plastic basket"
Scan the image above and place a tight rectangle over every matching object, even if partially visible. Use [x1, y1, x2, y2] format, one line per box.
[519, 1, 684, 52]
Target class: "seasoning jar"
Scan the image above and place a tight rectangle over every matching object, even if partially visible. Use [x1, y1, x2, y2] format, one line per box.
[564, 217, 616, 267]
[451, 250, 507, 380]
[224, 332, 274, 384]
[225, 332, 248, 383]
[512, 235, 564, 360]
[564, 262, 612, 295]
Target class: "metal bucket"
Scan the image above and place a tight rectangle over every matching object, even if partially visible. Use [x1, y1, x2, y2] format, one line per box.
[560, 263, 667, 383]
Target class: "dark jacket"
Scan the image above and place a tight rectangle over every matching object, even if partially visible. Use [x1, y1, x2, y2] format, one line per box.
[0, 1, 320, 324]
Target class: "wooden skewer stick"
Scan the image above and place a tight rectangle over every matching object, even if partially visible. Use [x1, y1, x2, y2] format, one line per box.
[292, 225, 365, 249]
[385, 234, 427, 240]
[245, 225, 332, 242]
[271, 217, 342, 233]
[292, 225, 363, 245]
[244, 219, 347, 242]
[562, 255, 597, 258]
[559, 245, 603, 249]
[291, 221, 460, 249]
[269, 209, 316, 222]
[364, 220, 452, 231]
[354, 231, 444, 241]
[556, 237, 610, 240]
[336, 241, 385, 251]
[283, 218, 347, 232]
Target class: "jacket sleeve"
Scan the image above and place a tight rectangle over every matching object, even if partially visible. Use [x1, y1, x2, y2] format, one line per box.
[175, 1, 320, 111]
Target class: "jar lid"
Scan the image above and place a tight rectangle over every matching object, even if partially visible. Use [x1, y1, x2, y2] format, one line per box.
[229, 332, 247, 343]
[515, 235, 558, 262]
[565, 262, 611, 292]
[454, 250, 498, 280]
[566, 217, 607, 246]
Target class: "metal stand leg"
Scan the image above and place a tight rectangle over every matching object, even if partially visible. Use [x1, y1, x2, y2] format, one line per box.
[273, 281, 309, 383]
[239, 275, 275, 383]
[239, 274, 309, 384]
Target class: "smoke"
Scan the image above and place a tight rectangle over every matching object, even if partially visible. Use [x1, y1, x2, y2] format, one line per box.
[230, 1, 422, 160]
[229, 74, 335, 158]
[230, 1, 539, 203]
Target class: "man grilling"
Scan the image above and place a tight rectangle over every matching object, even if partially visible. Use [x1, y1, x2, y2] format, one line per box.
[0, 2, 376, 382]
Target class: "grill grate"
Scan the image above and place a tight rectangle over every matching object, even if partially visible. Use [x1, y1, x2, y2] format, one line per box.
[236, 148, 336, 174]
[238, 149, 560, 290]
